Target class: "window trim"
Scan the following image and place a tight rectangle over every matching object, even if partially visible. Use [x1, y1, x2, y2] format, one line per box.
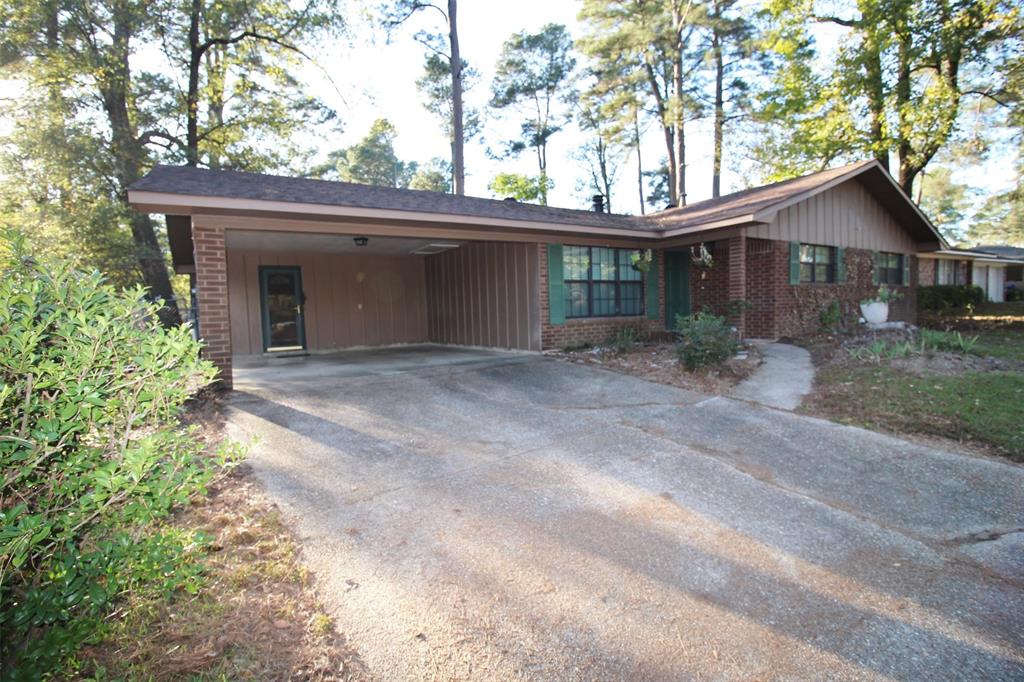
[798, 243, 837, 284]
[563, 246, 646, 319]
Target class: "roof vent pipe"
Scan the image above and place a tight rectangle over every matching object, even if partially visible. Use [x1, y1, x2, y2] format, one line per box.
[592, 194, 605, 213]
[504, 197, 518, 202]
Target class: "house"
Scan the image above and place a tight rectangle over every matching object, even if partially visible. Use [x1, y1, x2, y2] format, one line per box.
[974, 245, 1024, 297]
[918, 246, 1024, 302]
[128, 159, 945, 388]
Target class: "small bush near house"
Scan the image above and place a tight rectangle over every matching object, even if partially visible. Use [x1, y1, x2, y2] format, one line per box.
[608, 324, 643, 354]
[918, 284, 985, 311]
[675, 311, 740, 370]
[0, 234, 237, 677]
[819, 299, 843, 331]
[920, 329, 979, 354]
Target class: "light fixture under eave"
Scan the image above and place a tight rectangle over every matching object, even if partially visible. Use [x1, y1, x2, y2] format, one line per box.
[411, 243, 461, 255]
[353, 236, 369, 247]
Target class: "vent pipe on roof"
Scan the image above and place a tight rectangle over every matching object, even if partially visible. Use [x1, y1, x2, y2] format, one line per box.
[592, 194, 605, 213]
[664, 202, 676, 210]
[504, 197, 518, 202]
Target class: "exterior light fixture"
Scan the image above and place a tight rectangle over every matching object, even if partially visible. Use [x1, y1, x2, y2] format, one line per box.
[353, 236, 369, 247]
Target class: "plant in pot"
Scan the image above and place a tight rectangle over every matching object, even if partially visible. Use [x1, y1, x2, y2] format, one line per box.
[630, 249, 653, 273]
[860, 285, 903, 324]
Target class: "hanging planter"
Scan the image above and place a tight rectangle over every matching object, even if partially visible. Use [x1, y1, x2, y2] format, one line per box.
[630, 249, 653, 273]
[691, 242, 713, 268]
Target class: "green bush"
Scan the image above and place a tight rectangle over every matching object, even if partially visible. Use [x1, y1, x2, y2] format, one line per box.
[0, 234, 236, 676]
[819, 299, 843, 331]
[674, 311, 740, 370]
[920, 328, 979, 354]
[917, 284, 984, 311]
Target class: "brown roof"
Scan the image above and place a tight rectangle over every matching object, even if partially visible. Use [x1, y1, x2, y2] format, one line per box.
[647, 161, 876, 230]
[130, 165, 648, 231]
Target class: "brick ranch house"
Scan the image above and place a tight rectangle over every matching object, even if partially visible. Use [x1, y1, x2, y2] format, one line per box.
[127, 159, 946, 388]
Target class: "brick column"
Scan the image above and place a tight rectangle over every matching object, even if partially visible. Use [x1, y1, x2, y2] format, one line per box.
[193, 224, 233, 388]
[727, 234, 747, 337]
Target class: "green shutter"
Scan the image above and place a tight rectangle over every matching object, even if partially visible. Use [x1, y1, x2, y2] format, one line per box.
[646, 250, 659, 320]
[836, 247, 846, 283]
[789, 242, 800, 284]
[872, 252, 880, 285]
[547, 243, 565, 325]
[902, 255, 911, 286]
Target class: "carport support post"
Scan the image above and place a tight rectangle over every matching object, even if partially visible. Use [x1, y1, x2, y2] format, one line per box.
[193, 223, 233, 388]
[727, 234, 747, 338]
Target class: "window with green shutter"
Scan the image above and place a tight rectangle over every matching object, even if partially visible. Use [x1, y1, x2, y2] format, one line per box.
[560, 245, 645, 318]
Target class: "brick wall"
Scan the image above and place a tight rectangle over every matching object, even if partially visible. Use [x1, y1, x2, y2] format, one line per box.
[918, 258, 936, 287]
[539, 244, 666, 349]
[193, 225, 233, 388]
[746, 239, 779, 338]
[771, 242, 916, 338]
[690, 241, 730, 315]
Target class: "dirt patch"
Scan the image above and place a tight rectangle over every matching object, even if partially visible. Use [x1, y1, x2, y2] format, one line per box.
[888, 353, 1024, 376]
[547, 342, 762, 395]
[78, 392, 368, 680]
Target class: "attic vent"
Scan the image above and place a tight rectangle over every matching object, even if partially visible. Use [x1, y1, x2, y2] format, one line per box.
[411, 243, 460, 255]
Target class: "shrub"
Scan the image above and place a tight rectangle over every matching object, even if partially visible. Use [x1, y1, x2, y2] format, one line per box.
[0, 234, 237, 676]
[920, 328, 979, 354]
[819, 299, 843, 331]
[674, 311, 740, 370]
[918, 284, 984, 311]
[608, 324, 642, 354]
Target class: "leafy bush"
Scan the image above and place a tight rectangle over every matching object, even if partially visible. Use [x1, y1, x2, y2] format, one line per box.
[608, 324, 642, 354]
[0, 234, 236, 676]
[819, 299, 843, 331]
[918, 284, 985, 311]
[674, 311, 739, 370]
[920, 329, 979, 354]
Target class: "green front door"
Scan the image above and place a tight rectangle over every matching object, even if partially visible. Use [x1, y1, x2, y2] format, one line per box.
[664, 251, 691, 329]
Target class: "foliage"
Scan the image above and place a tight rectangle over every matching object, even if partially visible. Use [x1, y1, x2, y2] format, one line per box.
[630, 249, 653, 273]
[417, 52, 481, 154]
[674, 311, 740, 370]
[752, 0, 1022, 192]
[488, 173, 553, 203]
[409, 158, 453, 193]
[861, 284, 903, 305]
[316, 119, 418, 188]
[968, 150, 1024, 246]
[608, 324, 643, 354]
[490, 23, 576, 205]
[0, 234, 238, 676]
[917, 166, 972, 243]
[819, 299, 843, 331]
[920, 329, 980, 354]
[918, 284, 986, 311]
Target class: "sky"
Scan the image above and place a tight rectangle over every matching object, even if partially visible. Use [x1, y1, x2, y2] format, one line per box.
[300, 0, 752, 215]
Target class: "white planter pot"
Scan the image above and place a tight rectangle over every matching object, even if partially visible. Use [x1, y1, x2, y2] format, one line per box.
[860, 301, 889, 324]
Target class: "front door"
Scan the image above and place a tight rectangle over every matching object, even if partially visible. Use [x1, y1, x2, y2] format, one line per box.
[664, 251, 691, 329]
[259, 266, 306, 352]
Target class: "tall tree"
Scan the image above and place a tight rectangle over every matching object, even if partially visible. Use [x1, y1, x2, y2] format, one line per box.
[576, 95, 627, 212]
[409, 158, 453, 192]
[490, 23, 576, 206]
[578, 0, 704, 206]
[383, 0, 467, 194]
[317, 119, 419, 188]
[917, 166, 972, 242]
[755, 0, 1021, 193]
[416, 52, 480, 191]
[488, 173, 553, 203]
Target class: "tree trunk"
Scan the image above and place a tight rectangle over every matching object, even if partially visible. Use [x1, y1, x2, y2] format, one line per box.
[103, 10, 181, 327]
[671, 5, 686, 206]
[205, 46, 225, 168]
[448, 0, 465, 195]
[185, 0, 202, 166]
[894, 30, 914, 193]
[864, 34, 889, 171]
[644, 63, 677, 206]
[634, 113, 645, 215]
[711, 30, 724, 199]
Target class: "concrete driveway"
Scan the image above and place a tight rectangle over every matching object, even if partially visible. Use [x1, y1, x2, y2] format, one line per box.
[226, 345, 1024, 680]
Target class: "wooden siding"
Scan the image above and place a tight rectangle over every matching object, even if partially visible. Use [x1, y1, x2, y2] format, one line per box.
[227, 250, 428, 355]
[747, 180, 918, 253]
[424, 242, 541, 351]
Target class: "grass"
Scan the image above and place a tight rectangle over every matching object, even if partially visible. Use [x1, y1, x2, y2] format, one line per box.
[805, 366, 1024, 460]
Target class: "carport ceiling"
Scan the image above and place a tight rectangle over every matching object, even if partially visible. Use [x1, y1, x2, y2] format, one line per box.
[225, 229, 463, 256]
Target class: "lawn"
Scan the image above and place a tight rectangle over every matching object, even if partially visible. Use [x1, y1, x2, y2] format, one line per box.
[801, 301, 1024, 461]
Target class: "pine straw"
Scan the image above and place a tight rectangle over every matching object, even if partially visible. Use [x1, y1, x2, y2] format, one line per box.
[76, 395, 368, 681]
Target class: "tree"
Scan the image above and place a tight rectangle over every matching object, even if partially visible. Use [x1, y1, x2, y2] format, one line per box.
[416, 52, 480, 191]
[696, 0, 753, 197]
[968, 155, 1024, 245]
[383, 0, 468, 194]
[755, 0, 1022, 193]
[575, 99, 626, 212]
[317, 119, 418, 188]
[488, 173, 553, 203]
[409, 158, 453, 192]
[491, 23, 577, 206]
[917, 166, 972, 242]
[578, 0, 705, 206]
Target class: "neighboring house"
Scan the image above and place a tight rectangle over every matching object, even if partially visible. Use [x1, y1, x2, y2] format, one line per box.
[128, 159, 945, 387]
[974, 245, 1024, 296]
[918, 246, 1024, 302]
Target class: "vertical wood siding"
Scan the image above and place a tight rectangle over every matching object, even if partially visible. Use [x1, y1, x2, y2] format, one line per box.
[227, 250, 428, 355]
[747, 180, 918, 253]
[424, 242, 540, 351]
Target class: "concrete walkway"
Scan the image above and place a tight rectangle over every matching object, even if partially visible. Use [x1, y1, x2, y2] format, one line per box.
[730, 342, 814, 410]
